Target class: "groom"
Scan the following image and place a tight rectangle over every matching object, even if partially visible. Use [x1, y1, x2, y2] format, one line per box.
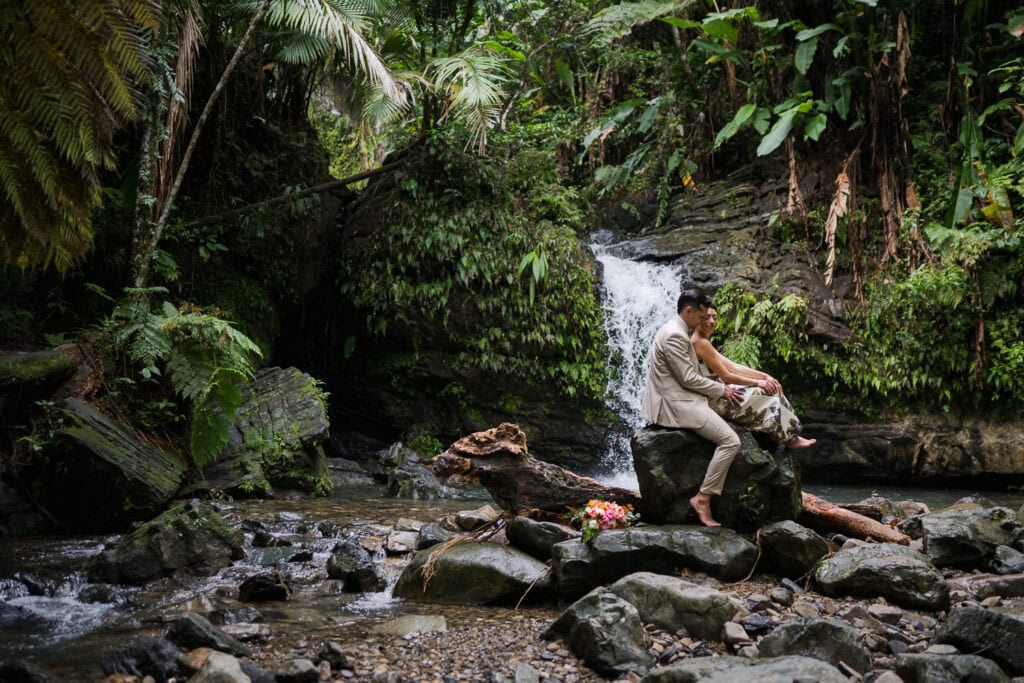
[640, 288, 742, 527]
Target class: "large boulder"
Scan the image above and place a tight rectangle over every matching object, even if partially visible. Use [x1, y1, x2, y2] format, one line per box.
[631, 427, 801, 531]
[757, 520, 830, 578]
[607, 572, 745, 640]
[506, 516, 579, 561]
[202, 367, 332, 497]
[394, 541, 552, 605]
[89, 500, 243, 585]
[813, 542, 949, 611]
[641, 656, 849, 683]
[543, 588, 654, 677]
[895, 653, 1009, 682]
[326, 540, 386, 592]
[934, 606, 1024, 675]
[756, 618, 870, 673]
[551, 526, 757, 600]
[166, 612, 252, 657]
[900, 506, 1020, 569]
[37, 398, 187, 530]
[0, 347, 74, 392]
[100, 637, 183, 680]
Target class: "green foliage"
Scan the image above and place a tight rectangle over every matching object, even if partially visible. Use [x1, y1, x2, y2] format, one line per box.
[406, 433, 444, 457]
[338, 133, 606, 399]
[0, 0, 159, 272]
[105, 290, 263, 467]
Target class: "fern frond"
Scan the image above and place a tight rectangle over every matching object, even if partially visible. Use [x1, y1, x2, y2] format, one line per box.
[190, 367, 246, 469]
[0, 0, 158, 271]
[585, 0, 695, 48]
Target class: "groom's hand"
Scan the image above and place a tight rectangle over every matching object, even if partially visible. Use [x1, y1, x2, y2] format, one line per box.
[723, 385, 743, 406]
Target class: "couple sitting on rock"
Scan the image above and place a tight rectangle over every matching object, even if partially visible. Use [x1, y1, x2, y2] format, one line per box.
[640, 288, 815, 528]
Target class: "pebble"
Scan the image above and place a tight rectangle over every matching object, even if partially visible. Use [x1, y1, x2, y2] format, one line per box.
[888, 640, 909, 655]
[722, 622, 749, 644]
[792, 601, 819, 619]
[770, 587, 794, 606]
[868, 604, 903, 624]
[871, 671, 903, 683]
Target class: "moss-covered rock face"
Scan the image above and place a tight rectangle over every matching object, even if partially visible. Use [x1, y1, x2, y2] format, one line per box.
[201, 367, 332, 497]
[0, 348, 74, 387]
[89, 500, 243, 585]
[33, 398, 188, 531]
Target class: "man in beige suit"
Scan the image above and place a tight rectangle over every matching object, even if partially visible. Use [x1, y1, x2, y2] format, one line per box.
[641, 289, 742, 527]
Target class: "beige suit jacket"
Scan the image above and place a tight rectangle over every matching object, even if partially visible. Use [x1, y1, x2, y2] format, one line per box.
[640, 315, 726, 430]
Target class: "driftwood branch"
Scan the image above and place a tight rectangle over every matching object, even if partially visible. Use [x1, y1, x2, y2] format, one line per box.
[433, 423, 641, 515]
[801, 492, 910, 545]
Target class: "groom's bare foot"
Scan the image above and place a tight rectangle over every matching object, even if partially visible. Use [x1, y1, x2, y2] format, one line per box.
[787, 436, 817, 449]
[689, 494, 721, 527]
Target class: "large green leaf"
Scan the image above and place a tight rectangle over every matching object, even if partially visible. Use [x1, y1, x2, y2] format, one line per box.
[714, 103, 757, 148]
[795, 23, 840, 41]
[756, 110, 797, 156]
[804, 112, 827, 141]
[794, 38, 817, 75]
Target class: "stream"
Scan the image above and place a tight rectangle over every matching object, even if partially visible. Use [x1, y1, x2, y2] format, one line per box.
[2, 232, 1023, 679]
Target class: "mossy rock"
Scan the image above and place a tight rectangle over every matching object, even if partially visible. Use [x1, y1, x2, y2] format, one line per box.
[89, 500, 243, 585]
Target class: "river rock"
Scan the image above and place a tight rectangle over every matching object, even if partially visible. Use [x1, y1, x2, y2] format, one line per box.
[0, 347, 75, 391]
[606, 571, 745, 640]
[372, 614, 447, 636]
[455, 503, 501, 531]
[639, 655, 752, 682]
[543, 587, 654, 676]
[550, 526, 757, 600]
[89, 500, 243, 585]
[188, 651, 251, 683]
[948, 573, 1024, 600]
[395, 541, 552, 605]
[201, 367, 332, 497]
[900, 506, 1020, 569]
[166, 612, 252, 657]
[238, 572, 291, 602]
[992, 545, 1024, 574]
[385, 444, 452, 499]
[273, 658, 319, 683]
[756, 617, 870, 673]
[631, 427, 801, 531]
[41, 398, 187, 530]
[895, 652, 1009, 682]
[757, 520, 830, 578]
[100, 636, 182, 680]
[641, 655, 848, 683]
[416, 522, 454, 549]
[326, 540, 386, 592]
[813, 542, 950, 611]
[0, 658, 56, 683]
[506, 516, 579, 560]
[934, 605, 1024, 675]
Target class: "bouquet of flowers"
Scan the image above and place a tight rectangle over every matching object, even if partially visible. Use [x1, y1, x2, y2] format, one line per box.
[568, 499, 640, 543]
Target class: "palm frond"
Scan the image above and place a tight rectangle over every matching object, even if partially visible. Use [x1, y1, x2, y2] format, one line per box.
[429, 49, 511, 154]
[585, 0, 694, 48]
[0, 0, 159, 271]
[264, 0, 406, 104]
[158, 4, 204, 210]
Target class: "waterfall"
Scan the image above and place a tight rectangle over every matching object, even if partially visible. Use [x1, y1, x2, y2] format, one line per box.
[590, 234, 683, 489]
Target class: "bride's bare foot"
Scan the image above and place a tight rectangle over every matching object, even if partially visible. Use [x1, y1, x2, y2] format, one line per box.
[689, 494, 721, 527]
[787, 436, 817, 449]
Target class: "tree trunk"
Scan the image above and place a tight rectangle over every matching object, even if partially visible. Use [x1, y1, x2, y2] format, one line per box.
[432, 423, 641, 515]
[131, 0, 272, 289]
[801, 492, 910, 545]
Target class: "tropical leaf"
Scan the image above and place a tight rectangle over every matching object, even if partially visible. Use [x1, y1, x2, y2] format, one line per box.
[429, 49, 511, 154]
[756, 110, 797, 156]
[714, 103, 757, 148]
[585, 0, 696, 48]
[0, 0, 159, 272]
[259, 0, 406, 103]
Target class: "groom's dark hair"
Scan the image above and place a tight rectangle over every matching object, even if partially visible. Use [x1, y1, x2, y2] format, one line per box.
[677, 288, 712, 313]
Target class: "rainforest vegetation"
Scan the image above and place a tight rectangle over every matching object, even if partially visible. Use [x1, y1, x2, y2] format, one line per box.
[2, 0, 1023, 469]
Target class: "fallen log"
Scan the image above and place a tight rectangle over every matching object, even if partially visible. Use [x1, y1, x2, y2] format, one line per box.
[432, 423, 641, 515]
[801, 492, 910, 545]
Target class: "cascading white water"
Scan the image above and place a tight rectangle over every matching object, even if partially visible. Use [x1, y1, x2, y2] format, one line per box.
[590, 235, 683, 489]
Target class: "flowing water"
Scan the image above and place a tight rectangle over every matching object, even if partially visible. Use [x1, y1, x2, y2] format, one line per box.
[590, 233, 683, 489]
[3, 234, 1024, 678]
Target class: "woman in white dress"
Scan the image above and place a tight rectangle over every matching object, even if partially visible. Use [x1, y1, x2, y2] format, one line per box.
[691, 307, 815, 449]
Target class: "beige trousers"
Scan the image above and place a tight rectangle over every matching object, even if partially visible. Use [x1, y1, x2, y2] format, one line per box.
[693, 411, 742, 495]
